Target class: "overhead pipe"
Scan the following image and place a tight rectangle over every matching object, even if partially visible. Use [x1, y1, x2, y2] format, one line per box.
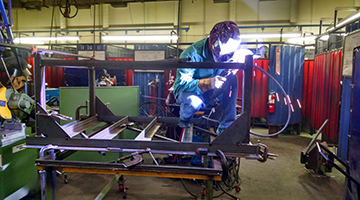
[317, 6, 360, 39]
[13, 27, 190, 35]
[176, 0, 181, 57]
[13, 24, 330, 36]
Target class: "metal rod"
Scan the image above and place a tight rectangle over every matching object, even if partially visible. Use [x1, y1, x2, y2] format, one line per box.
[40, 59, 247, 71]
[13, 27, 190, 34]
[95, 175, 121, 200]
[26, 137, 259, 157]
[243, 55, 253, 142]
[0, 56, 16, 92]
[319, 20, 323, 35]
[149, 151, 159, 166]
[89, 67, 96, 116]
[176, 0, 181, 57]
[304, 119, 329, 154]
[7, 0, 12, 26]
[317, 142, 360, 187]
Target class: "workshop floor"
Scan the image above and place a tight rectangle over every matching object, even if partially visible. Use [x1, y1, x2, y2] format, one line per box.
[54, 128, 345, 200]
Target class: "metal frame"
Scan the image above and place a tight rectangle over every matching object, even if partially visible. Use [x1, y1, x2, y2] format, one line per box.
[24, 52, 269, 199]
[27, 54, 259, 155]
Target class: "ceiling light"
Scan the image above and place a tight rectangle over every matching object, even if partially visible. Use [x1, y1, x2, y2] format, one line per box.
[240, 32, 301, 39]
[14, 36, 80, 44]
[287, 36, 317, 43]
[102, 35, 179, 41]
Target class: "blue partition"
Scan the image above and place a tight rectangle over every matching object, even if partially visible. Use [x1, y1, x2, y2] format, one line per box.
[268, 45, 304, 125]
[133, 72, 164, 105]
[348, 47, 360, 200]
[338, 77, 351, 161]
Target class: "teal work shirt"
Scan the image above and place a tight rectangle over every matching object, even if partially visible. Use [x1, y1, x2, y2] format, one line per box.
[173, 38, 223, 98]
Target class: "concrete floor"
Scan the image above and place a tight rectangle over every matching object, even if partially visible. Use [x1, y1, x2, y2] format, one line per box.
[54, 129, 345, 200]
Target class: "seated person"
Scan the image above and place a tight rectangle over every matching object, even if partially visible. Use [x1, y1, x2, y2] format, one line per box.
[173, 21, 242, 135]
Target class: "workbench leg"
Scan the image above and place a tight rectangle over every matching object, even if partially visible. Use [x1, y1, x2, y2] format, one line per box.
[95, 175, 121, 200]
[40, 170, 46, 200]
[40, 169, 56, 200]
[205, 180, 213, 200]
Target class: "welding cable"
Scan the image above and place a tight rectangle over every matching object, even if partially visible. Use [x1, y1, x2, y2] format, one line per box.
[249, 64, 291, 137]
[180, 179, 226, 199]
[218, 183, 240, 200]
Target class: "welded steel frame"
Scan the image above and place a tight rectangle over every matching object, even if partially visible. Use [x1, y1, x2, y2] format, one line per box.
[27, 54, 256, 157]
[28, 55, 256, 155]
[24, 53, 262, 200]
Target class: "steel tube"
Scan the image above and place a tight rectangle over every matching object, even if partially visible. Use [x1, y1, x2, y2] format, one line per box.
[304, 119, 329, 154]
[89, 68, 96, 116]
[40, 59, 246, 71]
[26, 137, 259, 156]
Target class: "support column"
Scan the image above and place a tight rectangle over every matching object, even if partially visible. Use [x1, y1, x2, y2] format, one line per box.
[101, 4, 109, 29]
[34, 54, 45, 108]
[290, 0, 298, 24]
[229, 0, 236, 22]
[355, 0, 360, 6]
[89, 67, 96, 116]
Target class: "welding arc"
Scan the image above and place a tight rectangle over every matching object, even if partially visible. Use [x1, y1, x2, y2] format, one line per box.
[249, 64, 291, 137]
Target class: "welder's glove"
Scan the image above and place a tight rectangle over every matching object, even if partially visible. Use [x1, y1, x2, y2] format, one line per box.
[198, 75, 227, 92]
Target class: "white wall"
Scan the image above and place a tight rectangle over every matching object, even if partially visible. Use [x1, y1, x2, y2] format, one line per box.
[11, 0, 357, 45]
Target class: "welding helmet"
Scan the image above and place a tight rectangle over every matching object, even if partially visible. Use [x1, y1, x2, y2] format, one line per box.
[208, 21, 241, 63]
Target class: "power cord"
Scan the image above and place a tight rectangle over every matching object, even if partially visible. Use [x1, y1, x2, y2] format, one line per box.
[58, 0, 78, 18]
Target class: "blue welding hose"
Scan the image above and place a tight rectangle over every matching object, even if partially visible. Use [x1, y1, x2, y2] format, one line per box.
[249, 64, 292, 137]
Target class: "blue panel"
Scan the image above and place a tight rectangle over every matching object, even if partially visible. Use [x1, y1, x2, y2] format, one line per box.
[337, 77, 351, 161]
[133, 72, 164, 105]
[46, 88, 59, 101]
[64, 68, 126, 86]
[268, 45, 304, 125]
[349, 47, 360, 200]
[64, 68, 89, 86]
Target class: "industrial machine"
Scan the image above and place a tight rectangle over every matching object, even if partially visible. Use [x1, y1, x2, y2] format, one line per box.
[20, 51, 272, 200]
[0, 56, 38, 200]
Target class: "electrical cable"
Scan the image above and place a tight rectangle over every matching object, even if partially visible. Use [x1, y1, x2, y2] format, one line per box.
[249, 64, 291, 137]
[57, 0, 78, 19]
[180, 179, 226, 199]
[218, 183, 240, 200]
[179, 157, 241, 199]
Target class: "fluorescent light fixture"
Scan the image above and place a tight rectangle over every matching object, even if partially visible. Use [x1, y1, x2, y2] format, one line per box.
[14, 40, 45, 44]
[240, 32, 301, 39]
[14, 36, 80, 44]
[102, 35, 179, 41]
[287, 36, 317, 43]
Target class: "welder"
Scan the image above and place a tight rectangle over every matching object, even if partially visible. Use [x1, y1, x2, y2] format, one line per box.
[173, 21, 241, 136]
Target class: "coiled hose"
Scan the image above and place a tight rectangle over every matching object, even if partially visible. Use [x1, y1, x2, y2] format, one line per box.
[250, 64, 291, 137]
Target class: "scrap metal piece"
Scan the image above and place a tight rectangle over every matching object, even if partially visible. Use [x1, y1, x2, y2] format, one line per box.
[90, 116, 128, 140]
[61, 116, 100, 138]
